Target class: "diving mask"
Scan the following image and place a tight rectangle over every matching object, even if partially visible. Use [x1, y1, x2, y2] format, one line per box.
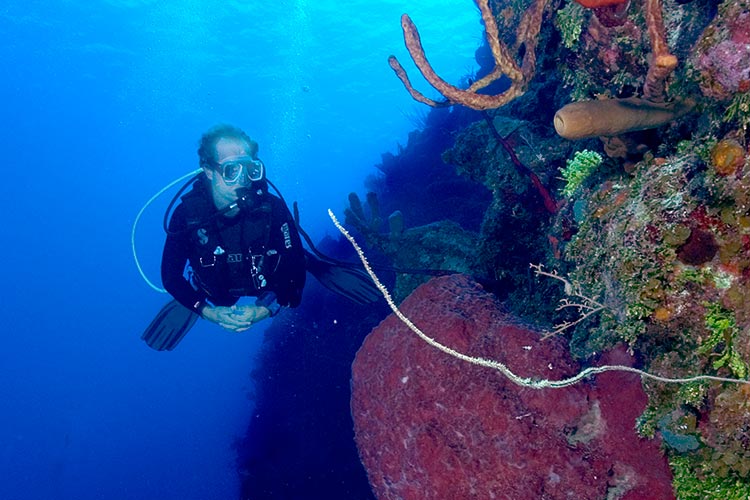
[213, 156, 265, 184]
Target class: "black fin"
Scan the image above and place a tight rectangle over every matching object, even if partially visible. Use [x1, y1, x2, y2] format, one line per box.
[305, 251, 381, 305]
[141, 300, 200, 351]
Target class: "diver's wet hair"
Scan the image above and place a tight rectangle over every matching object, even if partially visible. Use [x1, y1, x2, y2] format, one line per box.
[197, 124, 259, 169]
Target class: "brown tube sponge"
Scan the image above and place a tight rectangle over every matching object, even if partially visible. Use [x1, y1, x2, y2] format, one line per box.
[554, 97, 694, 140]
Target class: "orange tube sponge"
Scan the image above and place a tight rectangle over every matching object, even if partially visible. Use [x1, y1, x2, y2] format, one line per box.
[389, 0, 549, 110]
[642, 0, 678, 102]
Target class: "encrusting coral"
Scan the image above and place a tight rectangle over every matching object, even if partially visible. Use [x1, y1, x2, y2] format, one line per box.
[692, 0, 750, 101]
[711, 138, 747, 176]
[388, 0, 549, 110]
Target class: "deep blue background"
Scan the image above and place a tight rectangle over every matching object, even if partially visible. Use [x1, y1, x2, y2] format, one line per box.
[0, 1, 482, 498]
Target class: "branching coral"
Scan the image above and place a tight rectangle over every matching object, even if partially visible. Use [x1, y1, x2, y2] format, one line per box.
[388, 0, 549, 110]
[531, 263, 606, 339]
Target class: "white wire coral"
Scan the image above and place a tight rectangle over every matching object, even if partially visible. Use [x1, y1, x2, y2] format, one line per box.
[328, 209, 748, 389]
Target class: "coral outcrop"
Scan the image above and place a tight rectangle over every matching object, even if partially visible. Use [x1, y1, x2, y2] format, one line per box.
[345, 191, 484, 300]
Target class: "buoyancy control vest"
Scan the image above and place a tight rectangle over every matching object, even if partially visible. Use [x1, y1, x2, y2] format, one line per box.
[175, 180, 283, 304]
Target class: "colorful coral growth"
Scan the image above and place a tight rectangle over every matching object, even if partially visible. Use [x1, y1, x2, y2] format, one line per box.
[693, 0, 750, 100]
[560, 149, 603, 196]
[705, 385, 750, 478]
[711, 138, 747, 176]
[360, 0, 750, 496]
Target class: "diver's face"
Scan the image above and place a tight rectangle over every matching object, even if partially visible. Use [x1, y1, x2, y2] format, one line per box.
[204, 137, 252, 212]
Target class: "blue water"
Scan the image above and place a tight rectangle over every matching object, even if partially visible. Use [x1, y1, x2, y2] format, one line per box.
[0, 1, 482, 499]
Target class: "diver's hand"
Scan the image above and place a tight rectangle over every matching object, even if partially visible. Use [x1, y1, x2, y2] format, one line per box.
[202, 306, 252, 332]
[228, 304, 271, 325]
[201, 305, 270, 332]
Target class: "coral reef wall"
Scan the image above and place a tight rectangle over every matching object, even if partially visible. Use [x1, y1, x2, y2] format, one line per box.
[239, 0, 750, 497]
[544, 0, 750, 494]
[356, 0, 750, 497]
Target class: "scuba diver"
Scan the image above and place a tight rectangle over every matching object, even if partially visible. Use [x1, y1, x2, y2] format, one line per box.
[141, 124, 380, 350]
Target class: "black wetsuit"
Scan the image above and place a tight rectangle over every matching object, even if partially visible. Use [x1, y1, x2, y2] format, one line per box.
[161, 178, 306, 316]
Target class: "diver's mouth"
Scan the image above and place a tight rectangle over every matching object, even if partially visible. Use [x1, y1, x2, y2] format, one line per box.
[233, 187, 258, 212]
[235, 187, 252, 200]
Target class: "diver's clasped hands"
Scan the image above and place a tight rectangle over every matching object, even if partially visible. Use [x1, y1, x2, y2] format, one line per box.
[201, 304, 271, 332]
